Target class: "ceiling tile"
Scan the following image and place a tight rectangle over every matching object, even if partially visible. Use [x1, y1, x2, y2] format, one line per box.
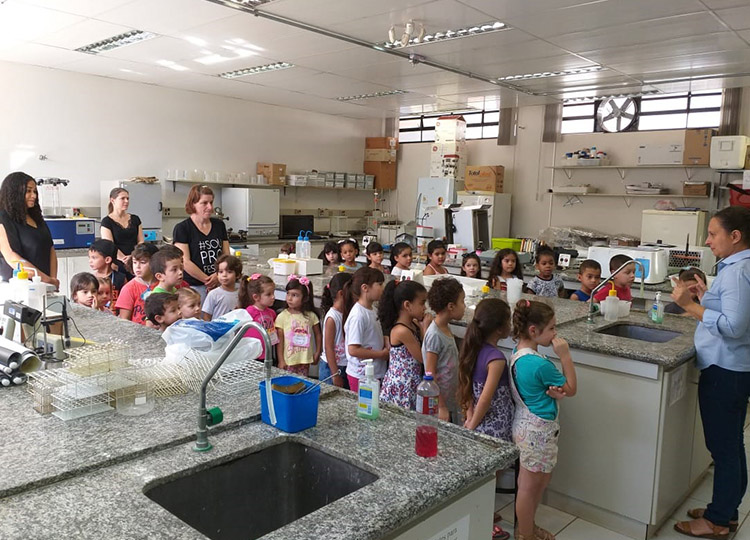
[96, 0, 235, 36]
[473, 55, 597, 79]
[428, 38, 569, 68]
[335, 59, 440, 83]
[270, 72, 396, 99]
[55, 54, 180, 80]
[701, 0, 750, 8]
[398, 27, 535, 57]
[0, 1, 84, 49]
[180, 13, 297, 49]
[288, 46, 394, 71]
[260, 0, 435, 28]
[220, 65, 320, 85]
[609, 49, 750, 76]
[739, 29, 750, 42]
[455, 0, 601, 21]
[255, 29, 352, 60]
[0, 42, 86, 67]
[714, 6, 750, 30]
[653, 75, 750, 93]
[34, 19, 134, 50]
[12, 0, 133, 17]
[511, 72, 640, 94]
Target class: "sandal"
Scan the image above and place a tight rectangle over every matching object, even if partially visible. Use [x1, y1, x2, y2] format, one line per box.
[687, 508, 738, 532]
[492, 524, 510, 540]
[674, 518, 730, 539]
[534, 524, 555, 540]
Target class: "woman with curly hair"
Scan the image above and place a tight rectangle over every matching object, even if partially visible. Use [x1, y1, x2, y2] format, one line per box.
[0, 172, 59, 288]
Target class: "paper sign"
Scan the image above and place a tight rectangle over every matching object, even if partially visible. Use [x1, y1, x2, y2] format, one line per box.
[427, 515, 470, 540]
[743, 170, 750, 191]
[668, 364, 687, 407]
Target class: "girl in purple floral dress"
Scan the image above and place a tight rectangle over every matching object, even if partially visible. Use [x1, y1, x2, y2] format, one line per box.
[378, 280, 431, 409]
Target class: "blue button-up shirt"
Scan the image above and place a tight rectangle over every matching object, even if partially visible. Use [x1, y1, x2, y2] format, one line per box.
[695, 249, 750, 371]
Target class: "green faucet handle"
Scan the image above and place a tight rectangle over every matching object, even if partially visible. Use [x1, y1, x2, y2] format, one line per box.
[206, 407, 223, 426]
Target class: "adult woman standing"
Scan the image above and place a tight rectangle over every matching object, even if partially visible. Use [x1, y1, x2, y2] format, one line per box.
[673, 206, 750, 540]
[173, 185, 228, 303]
[0, 172, 59, 289]
[100, 187, 143, 266]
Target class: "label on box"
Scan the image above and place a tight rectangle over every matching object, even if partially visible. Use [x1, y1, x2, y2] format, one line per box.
[743, 170, 750, 190]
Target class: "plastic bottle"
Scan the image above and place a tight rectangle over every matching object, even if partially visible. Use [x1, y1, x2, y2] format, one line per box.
[415, 372, 440, 457]
[9, 264, 30, 305]
[295, 231, 305, 259]
[651, 291, 664, 324]
[603, 286, 619, 322]
[28, 275, 45, 312]
[301, 230, 312, 259]
[357, 360, 380, 420]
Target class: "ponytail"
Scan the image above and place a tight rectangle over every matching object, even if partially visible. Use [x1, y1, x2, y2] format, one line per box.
[377, 279, 427, 335]
[512, 299, 555, 340]
[320, 272, 352, 317]
[389, 242, 411, 267]
[342, 267, 385, 324]
[238, 273, 274, 309]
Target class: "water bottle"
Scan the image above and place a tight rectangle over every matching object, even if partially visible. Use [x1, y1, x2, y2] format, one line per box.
[302, 230, 312, 259]
[295, 231, 305, 258]
[415, 372, 440, 457]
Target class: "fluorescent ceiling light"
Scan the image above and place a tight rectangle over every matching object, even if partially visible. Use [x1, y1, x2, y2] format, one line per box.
[337, 90, 407, 102]
[563, 89, 660, 103]
[218, 61, 293, 79]
[498, 65, 604, 82]
[76, 30, 156, 54]
[379, 21, 508, 49]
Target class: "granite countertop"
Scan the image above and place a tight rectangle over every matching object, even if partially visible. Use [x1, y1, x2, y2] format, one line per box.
[0, 393, 516, 539]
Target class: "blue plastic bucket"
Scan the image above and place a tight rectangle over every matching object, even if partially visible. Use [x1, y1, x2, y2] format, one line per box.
[259, 376, 320, 433]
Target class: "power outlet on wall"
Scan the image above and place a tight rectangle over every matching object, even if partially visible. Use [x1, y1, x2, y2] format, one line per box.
[163, 207, 172, 217]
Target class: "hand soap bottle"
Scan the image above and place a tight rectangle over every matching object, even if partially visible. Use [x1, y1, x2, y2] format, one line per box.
[603, 286, 619, 322]
[357, 359, 380, 420]
[651, 291, 664, 324]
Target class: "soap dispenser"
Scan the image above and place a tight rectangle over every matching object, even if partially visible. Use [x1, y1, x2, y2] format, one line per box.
[357, 360, 380, 420]
[603, 285, 619, 322]
[651, 291, 664, 324]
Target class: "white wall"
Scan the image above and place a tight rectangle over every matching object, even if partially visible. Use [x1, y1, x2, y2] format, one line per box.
[0, 61, 381, 235]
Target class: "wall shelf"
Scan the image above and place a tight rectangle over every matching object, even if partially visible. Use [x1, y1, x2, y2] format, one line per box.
[546, 164, 709, 181]
[550, 192, 710, 208]
[166, 179, 380, 193]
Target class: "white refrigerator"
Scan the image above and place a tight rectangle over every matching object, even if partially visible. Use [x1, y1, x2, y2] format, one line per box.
[221, 187, 280, 238]
[457, 191, 512, 238]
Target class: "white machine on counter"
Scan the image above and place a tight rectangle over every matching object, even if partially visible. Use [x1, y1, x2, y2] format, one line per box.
[457, 191, 511, 238]
[449, 205, 490, 251]
[100, 180, 163, 242]
[587, 246, 669, 284]
[710, 135, 749, 170]
[221, 187, 280, 238]
[641, 210, 708, 246]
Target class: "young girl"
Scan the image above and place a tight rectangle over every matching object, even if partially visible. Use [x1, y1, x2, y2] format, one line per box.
[379, 280, 431, 409]
[70, 272, 99, 308]
[202, 254, 241, 320]
[177, 287, 202, 319]
[511, 300, 577, 540]
[96, 277, 113, 313]
[365, 242, 388, 274]
[389, 242, 413, 278]
[275, 275, 321, 375]
[527, 246, 565, 298]
[487, 248, 524, 291]
[319, 272, 352, 389]
[317, 241, 340, 267]
[458, 298, 514, 540]
[460, 252, 482, 280]
[423, 239, 448, 275]
[343, 267, 388, 392]
[423, 277, 465, 423]
[239, 273, 278, 362]
[338, 238, 360, 271]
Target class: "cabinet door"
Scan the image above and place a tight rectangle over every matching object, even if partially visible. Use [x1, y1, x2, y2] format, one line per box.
[64, 256, 92, 298]
[57, 258, 70, 298]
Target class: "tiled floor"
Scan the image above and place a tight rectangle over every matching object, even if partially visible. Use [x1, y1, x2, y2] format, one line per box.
[493, 419, 750, 539]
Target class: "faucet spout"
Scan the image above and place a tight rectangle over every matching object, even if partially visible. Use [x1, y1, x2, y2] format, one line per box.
[587, 260, 646, 324]
[194, 320, 274, 452]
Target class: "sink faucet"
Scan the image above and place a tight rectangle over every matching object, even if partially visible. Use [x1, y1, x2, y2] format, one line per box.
[587, 260, 645, 324]
[194, 321, 274, 452]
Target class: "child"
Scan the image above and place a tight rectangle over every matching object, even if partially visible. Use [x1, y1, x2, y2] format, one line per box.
[460, 252, 482, 279]
[279, 242, 295, 255]
[666, 267, 706, 314]
[487, 248, 524, 291]
[593, 254, 635, 302]
[570, 259, 602, 302]
[239, 273, 278, 362]
[88, 239, 127, 305]
[343, 267, 388, 392]
[379, 280, 431, 409]
[115, 243, 159, 325]
[317, 241, 340, 267]
[423, 277, 465, 423]
[202, 254, 241, 320]
[96, 277, 113, 313]
[275, 275, 321, 375]
[527, 246, 565, 298]
[150, 245, 185, 294]
[144, 292, 181, 331]
[365, 241, 388, 274]
[177, 287, 202, 319]
[389, 242, 413, 279]
[423, 239, 448, 275]
[338, 238, 360, 271]
[458, 298, 514, 540]
[510, 299, 577, 540]
[70, 272, 98, 308]
[319, 272, 352, 388]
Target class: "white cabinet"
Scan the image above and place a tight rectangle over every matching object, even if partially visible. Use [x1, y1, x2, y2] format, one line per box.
[58, 255, 90, 298]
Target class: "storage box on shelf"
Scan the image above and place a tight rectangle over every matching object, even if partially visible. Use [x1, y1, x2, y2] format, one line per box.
[434, 115, 466, 143]
[257, 162, 286, 185]
[465, 166, 504, 193]
[683, 128, 716, 165]
[364, 161, 396, 190]
[430, 141, 467, 180]
[682, 182, 710, 196]
[365, 137, 398, 150]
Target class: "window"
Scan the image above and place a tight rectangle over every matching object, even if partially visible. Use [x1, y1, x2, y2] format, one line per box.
[561, 91, 722, 134]
[398, 109, 500, 143]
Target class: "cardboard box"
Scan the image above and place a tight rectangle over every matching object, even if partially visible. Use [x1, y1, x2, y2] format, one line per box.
[465, 165, 505, 192]
[364, 161, 397, 190]
[683, 181, 710, 196]
[430, 153, 467, 180]
[364, 148, 397, 162]
[256, 162, 287, 184]
[365, 137, 398, 150]
[637, 144, 684, 165]
[684, 128, 716, 165]
[434, 115, 466, 143]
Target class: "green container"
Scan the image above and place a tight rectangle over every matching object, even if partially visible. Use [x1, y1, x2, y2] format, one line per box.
[491, 238, 522, 251]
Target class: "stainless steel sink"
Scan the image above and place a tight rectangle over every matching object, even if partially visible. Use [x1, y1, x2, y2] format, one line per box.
[145, 440, 378, 540]
[595, 323, 681, 343]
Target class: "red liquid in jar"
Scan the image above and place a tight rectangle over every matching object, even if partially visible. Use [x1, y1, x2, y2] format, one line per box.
[415, 425, 438, 457]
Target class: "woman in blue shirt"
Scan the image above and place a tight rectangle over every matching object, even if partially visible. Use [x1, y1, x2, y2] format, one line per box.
[672, 206, 750, 539]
